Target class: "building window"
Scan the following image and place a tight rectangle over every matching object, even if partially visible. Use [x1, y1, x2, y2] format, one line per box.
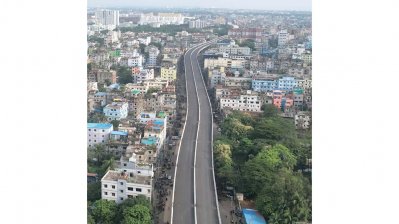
[120, 190, 123, 193]
[104, 184, 108, 188]
[102, 130, 105, 132]
[128, 187, 133, 191]
[112, 193, 115, 196]
[120, 182, 123, 185]
[94, 129, 96, 132]
[123, 163, 127, 167]
[136, 188, 142, 192]
[88, 129, 91, 131]
[104, 192, 108, 195]
[147, 189, 151, 193]
[120, 197, 124, 201]
[112, 185, 115, 189]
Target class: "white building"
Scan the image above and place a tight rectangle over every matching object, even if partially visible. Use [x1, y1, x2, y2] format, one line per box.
[101, 170, 152, 204]
[297, 79, 312, 90]
[139, 13, 184, 25]
[147, 47, 160, 67]
[95, 10, 119, 26]
[87, 123, 113, 147]
[204, 57, 246, 70]
[133, 69, 154, 83]
[128, 55, 144, 67]
[220, 91, 262, 112]
[219, 45, 251, 55]
[189, 20, 206, 29]
[295, 112, 311, 129]
[103, 102, 129, 121]
[209, 70, 226, 88]
[278, 30, 289, 46]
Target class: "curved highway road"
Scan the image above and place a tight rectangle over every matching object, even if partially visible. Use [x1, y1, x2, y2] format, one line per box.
[171, 38, 222, 224]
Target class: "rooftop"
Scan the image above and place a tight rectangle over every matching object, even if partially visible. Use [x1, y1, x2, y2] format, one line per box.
[111, 131, 128, 136]
[242, 209, 267, 224]
[141, 136, 158, 145]
[87, 123, 113, 129]
[102, 170, 152, 185]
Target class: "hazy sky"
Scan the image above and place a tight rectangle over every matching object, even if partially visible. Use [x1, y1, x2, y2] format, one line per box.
[88, 0, 312, 11]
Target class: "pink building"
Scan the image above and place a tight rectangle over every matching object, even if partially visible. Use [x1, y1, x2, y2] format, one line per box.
[272, 90, 293, 111]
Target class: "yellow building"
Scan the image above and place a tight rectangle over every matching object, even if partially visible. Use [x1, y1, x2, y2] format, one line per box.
[161, 66, 177, 81]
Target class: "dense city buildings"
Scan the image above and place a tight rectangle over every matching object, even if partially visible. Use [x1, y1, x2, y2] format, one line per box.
[87, 7, 312, 224]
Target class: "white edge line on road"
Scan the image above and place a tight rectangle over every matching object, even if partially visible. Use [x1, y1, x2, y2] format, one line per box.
[196, 37, 224, 224]
[170, 48, 190, 224]
[190, 47, 200, 224]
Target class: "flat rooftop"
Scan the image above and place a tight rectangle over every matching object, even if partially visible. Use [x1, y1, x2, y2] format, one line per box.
[87, 123, 113, 129]
[102, 170, 152, 185]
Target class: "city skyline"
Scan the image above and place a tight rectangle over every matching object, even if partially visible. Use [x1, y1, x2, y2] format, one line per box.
[88, 0, 312, 11]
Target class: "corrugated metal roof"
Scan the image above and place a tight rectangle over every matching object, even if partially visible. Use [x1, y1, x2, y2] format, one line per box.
[242, 209, 267, 224]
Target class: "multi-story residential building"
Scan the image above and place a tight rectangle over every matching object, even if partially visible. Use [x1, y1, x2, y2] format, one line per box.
[252, 77, 278, 92]
[133, 69, 154, 83]
[209, 70, 226, 88]
[87, 82, 98, 92]
[219, 45, 251, 55]
[160, 65, 177, 81]
[139, 13, 184, 25]
[277, 77, 297, 91]
[302, 52, 312, 64]
[144, 93, 164, 112]
[127, 92, 144, 118]
[204, 57, 246, 70]
[278, 30, 289, 46]
[272, 90, 294, 111]
[143, 119, 167, 148]
[144, 78, 169, 90]
[125, 83, 149, 95]
[128, 55, 144, 67]
[103, 102, 129, 121]
[94, 92, 107, 107]
[96, 70, 117, 84]
[147, 47, 160, 67]
[189, 20, 207, 29]
[293, 89, 304, 108]
[87, 123, 113, 147]
[101, 170, 152, 203]
[95, 10, 119, 26]
[297, 79, 312, 90]
[295, 112, 311, 129]
[219, 91, 262, 112]
[225, 76, 252, 89]
[228, 28, 263, 41]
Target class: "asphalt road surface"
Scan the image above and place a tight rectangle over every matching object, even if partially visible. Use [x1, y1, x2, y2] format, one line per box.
[172, 39, 222, 224]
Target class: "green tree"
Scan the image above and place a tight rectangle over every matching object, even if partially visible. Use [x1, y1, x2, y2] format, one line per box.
[255, 169, 311, 223]
[121, 204, 151, 224]
[88, 113, 107, 123]
[262, 104, 279, 118]
[87, 182, 101, 202]
[240, 145, 297, 198]
[87, 213, 95, 224]
[116, 196, 152, 223]
[110, 120, 120, 130]
[251, 117, 297, 147]
[221, 116, 254, 141]
[92, 199, 117, 224]
[117, 66, 133, 84]
[214, 141, 235, 187]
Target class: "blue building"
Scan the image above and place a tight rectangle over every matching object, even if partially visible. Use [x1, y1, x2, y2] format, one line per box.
[277, 77, 297, 91]
[242, 209, 267, 224]
[252, 78, 278, 92]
